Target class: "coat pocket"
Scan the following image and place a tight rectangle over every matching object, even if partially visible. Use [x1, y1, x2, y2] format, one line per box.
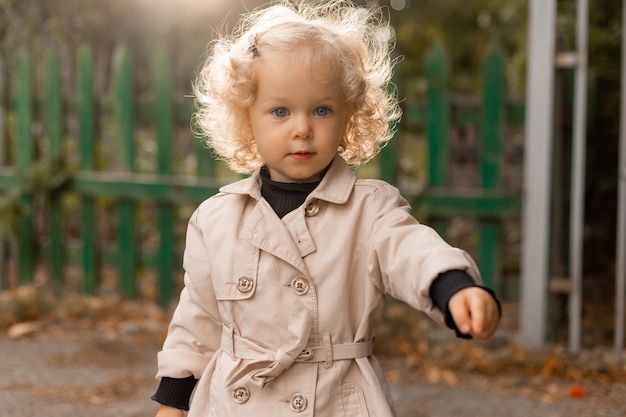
[341, 383, 370, 417]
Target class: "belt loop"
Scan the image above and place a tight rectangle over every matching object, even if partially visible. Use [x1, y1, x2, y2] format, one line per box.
[222, 324, 235, 357]
[322, 333, 333, 368]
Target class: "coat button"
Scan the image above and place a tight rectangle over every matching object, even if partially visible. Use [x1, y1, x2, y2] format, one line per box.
[305, 201, 319, 217]
[232, 386, 250, 404]
[291, 276, 309, 296]
[290, 393, 308, 412]
[236, 276, 254, 293]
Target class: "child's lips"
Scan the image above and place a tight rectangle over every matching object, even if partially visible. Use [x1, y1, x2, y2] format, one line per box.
[290, 151, 315, 161]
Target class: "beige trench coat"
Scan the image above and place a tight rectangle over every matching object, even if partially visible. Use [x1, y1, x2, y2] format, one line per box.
[156, 155, 481, 417]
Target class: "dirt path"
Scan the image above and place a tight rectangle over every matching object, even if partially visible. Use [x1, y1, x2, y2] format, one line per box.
[0, 288, 625, 416]
[0, 324, 159, 417]
[1, 322, 624, 417]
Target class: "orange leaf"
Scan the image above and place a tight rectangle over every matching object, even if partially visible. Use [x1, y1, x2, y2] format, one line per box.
[568, 384, 586, 398]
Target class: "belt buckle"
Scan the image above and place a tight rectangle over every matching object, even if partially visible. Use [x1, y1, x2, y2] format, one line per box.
[296, 348, 313, 361]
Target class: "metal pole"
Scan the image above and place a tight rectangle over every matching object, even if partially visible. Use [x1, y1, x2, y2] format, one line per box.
[614, 0, 626, 352]
[520, 0, 557, 349]
[568, 0, 589, 354]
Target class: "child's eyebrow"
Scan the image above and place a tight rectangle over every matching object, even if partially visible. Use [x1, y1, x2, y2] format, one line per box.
[317, 95, 343, 102]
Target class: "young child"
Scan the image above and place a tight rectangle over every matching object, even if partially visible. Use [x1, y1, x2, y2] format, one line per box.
[152, 1, 501, 416]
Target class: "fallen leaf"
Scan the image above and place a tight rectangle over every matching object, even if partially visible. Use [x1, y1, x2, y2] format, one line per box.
[7, 321, 41, 339]
[568, 384, 586, 398]
[385, 370, 402, 384]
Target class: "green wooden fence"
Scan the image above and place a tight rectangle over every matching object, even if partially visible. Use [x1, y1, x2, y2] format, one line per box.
[0, 42, 522, 305]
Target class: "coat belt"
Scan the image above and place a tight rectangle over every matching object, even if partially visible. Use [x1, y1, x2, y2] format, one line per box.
[221, 324, 374, 388]
[295, 336, 374, 366]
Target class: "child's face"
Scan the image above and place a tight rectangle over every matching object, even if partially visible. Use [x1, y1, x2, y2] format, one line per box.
[247, 50, 349, 182]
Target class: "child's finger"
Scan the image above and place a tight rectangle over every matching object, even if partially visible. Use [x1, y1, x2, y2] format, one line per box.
[468, 297, 486, 337]
[470, 296, 499, 340]
[448, 294, 472, 335]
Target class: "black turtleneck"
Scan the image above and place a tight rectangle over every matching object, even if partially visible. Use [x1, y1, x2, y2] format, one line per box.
[260, 167, 321, 218]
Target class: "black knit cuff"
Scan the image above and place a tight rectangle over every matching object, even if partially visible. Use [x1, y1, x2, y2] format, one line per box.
[429, 270, 501, 339]
[151, 376, 198, 411]
[430, 270, 476, 311]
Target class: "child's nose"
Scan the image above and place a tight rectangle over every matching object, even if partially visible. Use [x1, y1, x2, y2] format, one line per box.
[292, 115, 312, 140]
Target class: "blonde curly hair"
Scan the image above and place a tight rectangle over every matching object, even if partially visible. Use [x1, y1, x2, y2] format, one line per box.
[192, 0, 402, 173]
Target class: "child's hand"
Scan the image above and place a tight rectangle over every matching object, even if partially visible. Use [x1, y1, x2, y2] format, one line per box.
[155, 405, 185, 417]
[448, 287, 500, 340]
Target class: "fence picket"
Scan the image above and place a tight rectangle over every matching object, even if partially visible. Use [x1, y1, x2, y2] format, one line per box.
[478, 43, 506, 289]
[0, 54, 4, 286]
[15, 48, 34, 284]
[0, 42, 522, 307]
[154, 48, 175, 305]
[379, 72, 400, 183]
[77, 46, 98, 294]
[425, 42, 450, 238]
[426, 42, 449, 188]
[481, 44, 505, 189]
[112, 47, 137, 298]
[45, 50, 64, 284]
[0, 56, 5, 167]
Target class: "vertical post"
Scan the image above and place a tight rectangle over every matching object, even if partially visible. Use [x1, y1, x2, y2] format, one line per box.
[480, 44, 504, 188]
[15, 48, 34, 284]
[568, 0, 589, 354]
[45, 50, 64, 285]
[379, 71, 400, 184]
[112, 46, 137, 298]
[479, 44, 505, 290]
[77, 46, 98, 294]
[0, 52, 5, 286]
[195, 139, 215, 177]
[0, 55, 5, 166]
[426, 42, 449, 237]
[154, 48, 175, 305]
[520, 0, 557, 348]
[426, 42, 449, 188]
[614, 0, 626, 352]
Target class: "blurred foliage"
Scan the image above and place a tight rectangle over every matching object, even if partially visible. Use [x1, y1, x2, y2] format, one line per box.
[0, 155, 72, 239]
[0, 0, 530, 97]
[0, 0, 619, 100]
[380, 0, 528, 98]
[0, 0, 268, 94]
[0, 0, 104, 52]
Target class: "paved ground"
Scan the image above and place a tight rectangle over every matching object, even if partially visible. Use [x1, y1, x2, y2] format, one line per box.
[1, 321, 623, 417]
[0, 288, 624, 416]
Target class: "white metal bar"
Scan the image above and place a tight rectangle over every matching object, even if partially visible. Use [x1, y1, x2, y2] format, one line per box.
[519, 0, 557, 349]
[568, 0, 589, 354]
[614, 0, 626, 352]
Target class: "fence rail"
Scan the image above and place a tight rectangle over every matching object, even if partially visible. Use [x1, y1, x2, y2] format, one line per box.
[0, 42, 522, 306]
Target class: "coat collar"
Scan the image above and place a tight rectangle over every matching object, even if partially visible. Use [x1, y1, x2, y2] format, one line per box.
[219, 154, 356, 205]
[218, 155, 357, 274]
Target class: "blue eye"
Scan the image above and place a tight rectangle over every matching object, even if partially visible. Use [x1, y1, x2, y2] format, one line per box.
[315, 107, 330, 116]
[272, 108, 289, 117]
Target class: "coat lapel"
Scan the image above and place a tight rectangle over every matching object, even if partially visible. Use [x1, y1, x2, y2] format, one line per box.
[239, 200, 310, 275]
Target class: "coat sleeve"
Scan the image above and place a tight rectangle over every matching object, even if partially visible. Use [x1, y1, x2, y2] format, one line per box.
[366, 182, 482, 323]
[156, 207, 223, 379]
